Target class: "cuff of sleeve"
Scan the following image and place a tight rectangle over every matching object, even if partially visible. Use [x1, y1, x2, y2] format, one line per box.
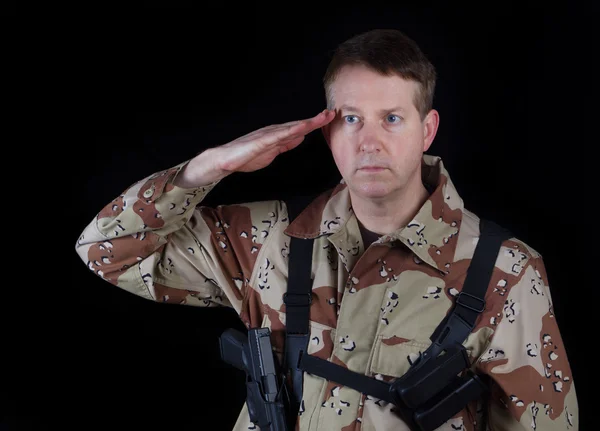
[137, 160, 221, 202]
[135, 160, 222, 223]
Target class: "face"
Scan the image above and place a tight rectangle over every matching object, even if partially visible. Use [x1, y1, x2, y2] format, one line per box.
[322, 64, 439, 201]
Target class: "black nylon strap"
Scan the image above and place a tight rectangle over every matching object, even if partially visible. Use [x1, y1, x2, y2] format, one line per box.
[456, 218, 511, 323]
[284, 237, 313, 335]
[299, 352, 395, 403]
[282, 194, 318, 424]
[429, 218, 513, 350]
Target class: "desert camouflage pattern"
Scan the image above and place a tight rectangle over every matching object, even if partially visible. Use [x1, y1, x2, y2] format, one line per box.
[75, 154, 578, 430]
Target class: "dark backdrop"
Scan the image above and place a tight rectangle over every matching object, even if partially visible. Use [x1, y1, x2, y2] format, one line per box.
[5, 4, 594, 430]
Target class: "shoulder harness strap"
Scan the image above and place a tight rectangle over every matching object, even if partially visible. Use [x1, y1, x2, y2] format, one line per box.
[281, 193, 319, 428]
[287, 216, 513, 431]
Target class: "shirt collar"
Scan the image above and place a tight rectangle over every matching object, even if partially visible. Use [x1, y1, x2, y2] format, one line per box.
[283, 154, 465, 274]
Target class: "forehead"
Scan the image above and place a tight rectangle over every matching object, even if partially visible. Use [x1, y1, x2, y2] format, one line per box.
[329, 64, 418, 109]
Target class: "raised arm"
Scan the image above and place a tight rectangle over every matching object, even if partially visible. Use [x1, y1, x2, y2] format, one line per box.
[75, 109, 335, 310]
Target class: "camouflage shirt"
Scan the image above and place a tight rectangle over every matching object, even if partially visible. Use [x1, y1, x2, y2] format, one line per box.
[75, 154, 578, 430]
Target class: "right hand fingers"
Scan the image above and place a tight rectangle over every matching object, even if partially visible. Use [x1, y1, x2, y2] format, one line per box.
[263, 109, 334, 131]
[254, 109, 335, 148]
[286, 109, 336, 134]
[217, 109, 335, 173]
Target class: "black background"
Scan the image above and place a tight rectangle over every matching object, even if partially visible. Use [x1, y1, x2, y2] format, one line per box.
[4, 4, 595, 430]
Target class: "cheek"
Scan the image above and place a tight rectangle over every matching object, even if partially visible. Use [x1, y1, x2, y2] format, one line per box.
[330, 144, 353, 172]
[330, 129, 358, 151]
[332, 147, 350, 168]
[403, 123, 424, 143]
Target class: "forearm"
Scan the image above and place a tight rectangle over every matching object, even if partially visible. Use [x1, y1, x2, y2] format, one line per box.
[173, 147, 230, 188]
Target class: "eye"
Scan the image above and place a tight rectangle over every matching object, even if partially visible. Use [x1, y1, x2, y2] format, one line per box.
[344, 115, 359, 124]
[386, 114, 401, 124]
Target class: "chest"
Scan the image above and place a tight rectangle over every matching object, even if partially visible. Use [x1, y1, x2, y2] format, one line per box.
[242, 233, 471, 380]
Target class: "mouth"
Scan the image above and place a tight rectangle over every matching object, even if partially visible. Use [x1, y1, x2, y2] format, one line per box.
[359, 167, 387, 172]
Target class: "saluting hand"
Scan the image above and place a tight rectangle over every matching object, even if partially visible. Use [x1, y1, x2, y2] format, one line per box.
[174, 109, 335, 188]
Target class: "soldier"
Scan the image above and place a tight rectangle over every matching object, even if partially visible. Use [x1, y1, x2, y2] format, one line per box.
[75, 29, 578, 430]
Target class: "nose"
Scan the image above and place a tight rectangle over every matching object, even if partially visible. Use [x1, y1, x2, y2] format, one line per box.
[359, 140, 381, 153]
[358, 123, 383, 153]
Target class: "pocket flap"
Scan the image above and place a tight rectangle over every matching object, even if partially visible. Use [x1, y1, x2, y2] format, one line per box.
[370, 335, 432, 379]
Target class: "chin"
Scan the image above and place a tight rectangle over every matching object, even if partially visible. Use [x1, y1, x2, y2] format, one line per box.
[350, 181, 393, 199]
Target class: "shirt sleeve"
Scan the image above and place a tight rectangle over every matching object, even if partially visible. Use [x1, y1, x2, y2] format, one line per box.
[474, 252, 579, 430]
[74, 160, 245, 310]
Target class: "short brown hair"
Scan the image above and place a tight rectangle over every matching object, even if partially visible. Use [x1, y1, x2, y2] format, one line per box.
[323, 29, 436, 120]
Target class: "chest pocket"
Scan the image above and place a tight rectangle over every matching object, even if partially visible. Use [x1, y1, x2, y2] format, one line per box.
[368, 284, 474, 380]
[369, 329, 476, 382]
[369, 335, 432, 379]
[259, 309, 337, 364]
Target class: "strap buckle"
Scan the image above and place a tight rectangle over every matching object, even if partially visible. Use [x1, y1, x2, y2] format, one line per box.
[456, 291, 485, 313]
[283, 292, 312, 307]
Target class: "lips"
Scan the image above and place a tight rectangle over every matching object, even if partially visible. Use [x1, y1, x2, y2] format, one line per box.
[359, 166, 387, 171]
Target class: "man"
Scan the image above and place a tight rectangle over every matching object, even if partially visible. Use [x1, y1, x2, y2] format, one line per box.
[75, 29, 578, 430]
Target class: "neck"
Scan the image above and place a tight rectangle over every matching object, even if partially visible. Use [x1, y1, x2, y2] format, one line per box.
[350, 176, 431, 236]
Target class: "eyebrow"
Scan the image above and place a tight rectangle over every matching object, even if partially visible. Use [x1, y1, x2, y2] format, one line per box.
[338, 105, 405, 114]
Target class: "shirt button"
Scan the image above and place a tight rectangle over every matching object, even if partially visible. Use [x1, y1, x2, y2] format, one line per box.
[143, 186, 154, 198]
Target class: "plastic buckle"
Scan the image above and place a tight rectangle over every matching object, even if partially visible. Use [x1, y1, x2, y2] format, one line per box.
[283, 292, 312, 307]
[456, 291, 485, 313]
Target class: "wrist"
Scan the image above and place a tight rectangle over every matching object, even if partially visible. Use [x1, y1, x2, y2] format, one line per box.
[173, 148, 227, 188]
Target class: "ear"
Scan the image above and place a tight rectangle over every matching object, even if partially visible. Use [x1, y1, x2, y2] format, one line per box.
[422, 109, 439, 152]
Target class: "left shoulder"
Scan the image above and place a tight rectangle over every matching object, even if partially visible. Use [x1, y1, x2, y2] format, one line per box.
[459, 208, 544, 272]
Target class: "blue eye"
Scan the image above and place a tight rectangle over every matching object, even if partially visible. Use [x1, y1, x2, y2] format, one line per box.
[387, 114, 400, 123]
[344, 115, 358, 124]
